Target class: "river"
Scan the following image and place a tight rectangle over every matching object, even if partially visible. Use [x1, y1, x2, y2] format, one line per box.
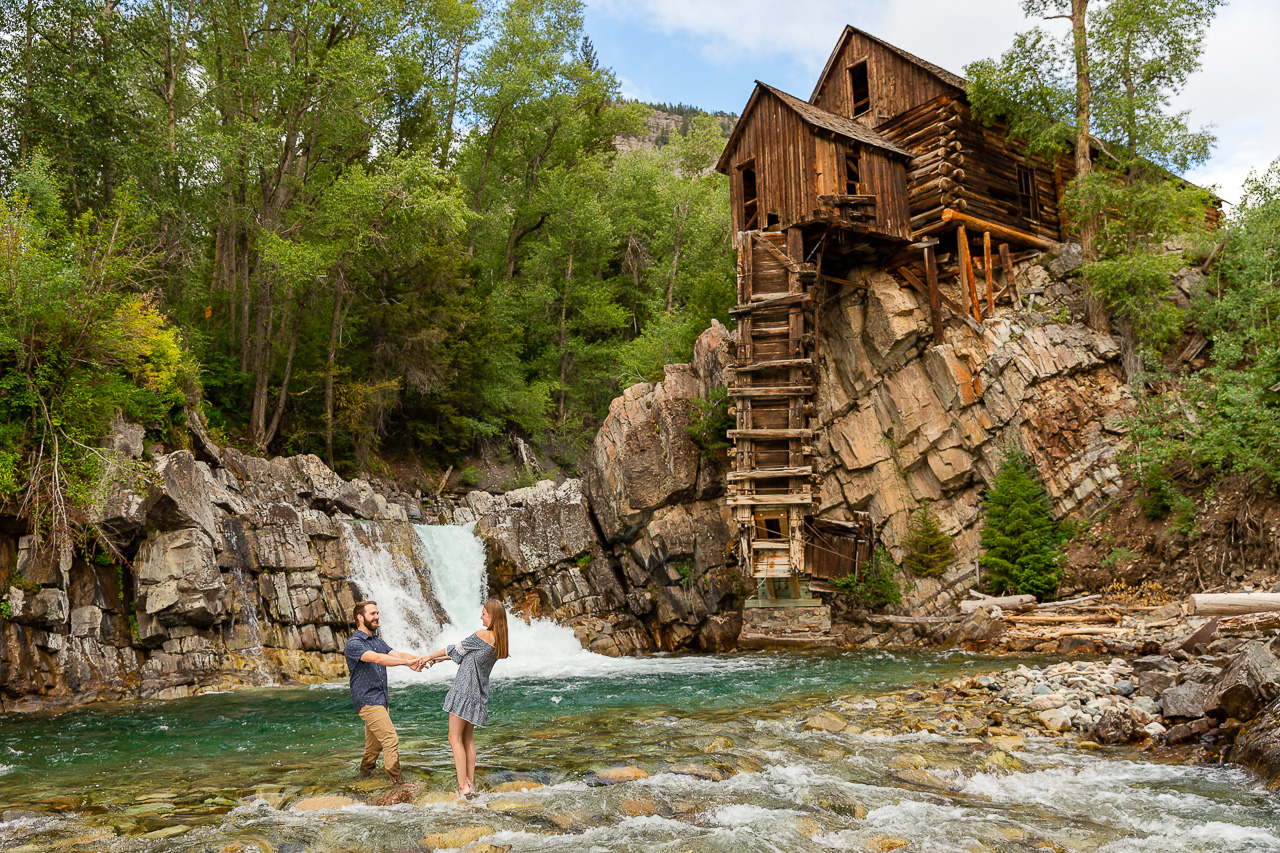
[1, 525, 1277, 852]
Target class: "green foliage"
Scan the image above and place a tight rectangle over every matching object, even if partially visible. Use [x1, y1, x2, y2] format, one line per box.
[458, 466, 484, 488]
[575, 552, 593, 569]
[1126, 158, 1280, 485]
[903, 501, 955, 578]
[1101, 547, 1139, 568]
[980, 447, 1064, 601]
[685, 388, 733, 462]
[833, 549, 902, 611]
[0, 159, 195, 560]
[0, 601, 10, 620]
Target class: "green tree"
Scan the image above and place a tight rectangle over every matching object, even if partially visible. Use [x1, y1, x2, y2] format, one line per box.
[833, 549, 902, 611]
[980, 447, 1064, 601]
[903, 501, 955, 578]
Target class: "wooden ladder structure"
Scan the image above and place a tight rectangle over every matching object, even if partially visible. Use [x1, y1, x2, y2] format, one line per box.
[727, 229, 820, 604]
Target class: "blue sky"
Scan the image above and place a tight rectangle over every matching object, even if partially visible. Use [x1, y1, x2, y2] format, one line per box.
[583, 0, 1279, 207]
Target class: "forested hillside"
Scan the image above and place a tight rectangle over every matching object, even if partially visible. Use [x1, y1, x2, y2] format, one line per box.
[0, 0, 734, 489]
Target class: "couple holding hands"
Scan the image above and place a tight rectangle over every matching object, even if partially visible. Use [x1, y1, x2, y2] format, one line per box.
[344, 598, 509, 798]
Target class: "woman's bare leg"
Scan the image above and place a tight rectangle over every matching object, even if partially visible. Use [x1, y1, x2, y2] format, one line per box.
[448, 714, 472, 795]
[464, 724, 477, 792]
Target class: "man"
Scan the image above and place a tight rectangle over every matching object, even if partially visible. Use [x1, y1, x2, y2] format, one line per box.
[344, 600, 425, 784]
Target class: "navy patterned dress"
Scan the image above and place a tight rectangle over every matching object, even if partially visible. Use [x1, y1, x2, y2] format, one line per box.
[442, 632, 497, 726]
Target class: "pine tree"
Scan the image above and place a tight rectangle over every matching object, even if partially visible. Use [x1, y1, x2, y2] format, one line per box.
[980, 448, 1064, 601]
[903, 501, 955, 578]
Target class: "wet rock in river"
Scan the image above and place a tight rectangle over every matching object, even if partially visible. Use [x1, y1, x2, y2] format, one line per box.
[1091, 709, 1142, 744]
[290, 796, 356, 811]
[420, 826, 496, 851]
[803, 711, 848, 732]
[586, 765, 650, 786]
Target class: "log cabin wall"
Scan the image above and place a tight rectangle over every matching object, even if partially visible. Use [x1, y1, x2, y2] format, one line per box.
[811, 29, 960, 126]
[875, 94, 1074, 242]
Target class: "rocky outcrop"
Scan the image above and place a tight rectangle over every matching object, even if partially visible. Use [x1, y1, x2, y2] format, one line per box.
[469, 320, 743, 656]
[1, 435, 443, 711]
[814, 247, 1129, 615]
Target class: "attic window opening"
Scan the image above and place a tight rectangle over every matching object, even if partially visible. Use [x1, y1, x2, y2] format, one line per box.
[1017, 164, 1040, 222]
[739, 161, 759, 230]
[844, 153, 861, 194]
[848, 61, 870, 117]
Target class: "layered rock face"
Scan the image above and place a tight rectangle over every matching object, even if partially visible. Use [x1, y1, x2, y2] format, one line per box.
[814, 251, 1130, 613]
[463, 321, 743, 656]
[0, 438, 445, 712]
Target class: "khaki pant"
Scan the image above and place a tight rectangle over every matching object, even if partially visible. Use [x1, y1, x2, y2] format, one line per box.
[357, 704, 401, 783]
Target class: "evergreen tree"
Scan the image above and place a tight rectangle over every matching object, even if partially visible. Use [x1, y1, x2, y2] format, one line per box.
[980, 448, 1064, 601]
[903, 501, 955, 578]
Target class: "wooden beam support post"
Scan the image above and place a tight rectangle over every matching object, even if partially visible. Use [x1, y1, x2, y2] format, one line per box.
[998, 243, 1018, 305]
[983, 231, 994, 315]
[924, 245, 943, 346]
[942, 208, 1056, 251]
[956, 225, 981, 322]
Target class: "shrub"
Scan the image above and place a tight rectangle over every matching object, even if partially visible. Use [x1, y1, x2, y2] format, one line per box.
[685, 387, 733, 461]
[833, 549, 902, 611]
[903, 501, 955, 577]
[979, 447, 1064, 601]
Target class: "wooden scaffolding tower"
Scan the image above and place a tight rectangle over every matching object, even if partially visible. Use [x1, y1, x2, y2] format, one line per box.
[727, 229, 821, 605]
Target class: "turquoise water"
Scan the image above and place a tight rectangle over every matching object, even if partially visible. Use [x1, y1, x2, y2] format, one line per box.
[2, 650, 1279, 852]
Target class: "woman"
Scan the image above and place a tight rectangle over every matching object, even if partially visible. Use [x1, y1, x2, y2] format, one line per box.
[421, 598, 508, 797]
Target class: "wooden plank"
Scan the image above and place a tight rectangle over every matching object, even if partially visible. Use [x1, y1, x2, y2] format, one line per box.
[956, 224, 973, 319]
[983, 231, 994, 315]
[819, 274, 868, 290]
[959, 594, 1037, 613]
[750, 230, 801, 273]
[730, 358, 814, 373]
[751, 540, 790, 550]
[942, 208, 1056, 251]
[728, 493, 816, 507]
[999, 242, 1018, 304]
[729, 292, 812, 315]
[727, 428, 814, 439]
[728, 385, 814, 398]
[817, 193, 876, 206]
[727, 466, 813, 481]
[924, 244, 943, 345]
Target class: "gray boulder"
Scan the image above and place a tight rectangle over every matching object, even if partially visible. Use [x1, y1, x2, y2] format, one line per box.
[150, 452, 219, 540]
[1161, 681, 1207, 719]
[135, 529, 226, 627]
[1204, 642, 1280, 721]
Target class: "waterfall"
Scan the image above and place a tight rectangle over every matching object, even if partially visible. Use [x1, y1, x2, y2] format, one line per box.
[342, 520, 651, 683]
[229, 566, 274, 686]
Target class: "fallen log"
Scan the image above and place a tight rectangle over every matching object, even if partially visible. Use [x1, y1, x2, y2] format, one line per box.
[1217, 612, 1280, 635]
[1037, 594, 1100, 610]
[1189, 593, 1280, 616]
[1007, 626, 1131, 639]
[960, 594, 1036, 614]
[1006, 613, 1120, 625]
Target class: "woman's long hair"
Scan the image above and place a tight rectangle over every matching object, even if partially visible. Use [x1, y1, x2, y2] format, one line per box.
[484, 598, 509, 660]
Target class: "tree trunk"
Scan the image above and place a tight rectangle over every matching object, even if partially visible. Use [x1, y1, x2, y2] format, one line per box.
[558, 249, 573, 424]
[1070, 0, 1095, 260]
[324, 287, 346, 467]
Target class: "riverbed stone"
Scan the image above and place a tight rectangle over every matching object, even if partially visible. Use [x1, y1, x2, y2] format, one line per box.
[291, 796, 356, 811]
[1036, 707, 1073, 732]
[1204, 642, 1280, 722]
[587, 765, 649, 786]
[420, 826, 496, 851]
[1162, 682, 1208, 719]
[804, 711, 848, 732]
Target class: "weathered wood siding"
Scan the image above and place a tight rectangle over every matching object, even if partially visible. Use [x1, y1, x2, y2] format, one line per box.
[726, 90, 911, 239]
[728, 89, 843, 234]
[812, 32, 957, 125]
[877, 94, 1073, 241]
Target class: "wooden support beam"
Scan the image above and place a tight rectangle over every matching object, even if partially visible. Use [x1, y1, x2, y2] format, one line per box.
[956, 224, 977, 321]
[727, 493, 816, 507]
[897, 266, 984, 334]
[819, 274, 867, 290]
[817, 193, 877, 206]
[730, 358, 814, 373]
[998, 243, 1018, 304]
[727, 466, 813, 481]
[727, 428, 814, 440]
[983, 231, 994, 315]
[727, 385, 814, 398]
[942, 208, 1056, 251]
[750, 230, 801, 272]
[924, 245, 943, 346]
[729, 292, 812, 315]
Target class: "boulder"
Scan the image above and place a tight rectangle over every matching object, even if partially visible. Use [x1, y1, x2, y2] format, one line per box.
[1232, 696, 1280, 787]
[586, 766, 649, 786]
[1204, 642, 1280, 721]
[584, 366, 702, 543]
[1161, 681, 1208, 720]
[803, 711, 848, 732]
[691, 319, 733, 400]
[1036, 707, 1073, 732]
[1092, 709, 1141, 744]
[150, 452, 219, 540]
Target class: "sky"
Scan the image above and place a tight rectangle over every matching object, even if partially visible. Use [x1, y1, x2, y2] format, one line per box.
[583, 0, 1280, 208]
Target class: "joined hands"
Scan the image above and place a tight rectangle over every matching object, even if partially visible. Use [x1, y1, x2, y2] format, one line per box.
[410, 656, 434, 672]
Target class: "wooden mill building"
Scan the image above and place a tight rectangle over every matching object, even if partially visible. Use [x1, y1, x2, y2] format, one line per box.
[716, 25, 1072, 607]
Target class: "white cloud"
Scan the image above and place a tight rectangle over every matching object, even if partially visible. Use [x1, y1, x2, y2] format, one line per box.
[590, 0, 1276, 204]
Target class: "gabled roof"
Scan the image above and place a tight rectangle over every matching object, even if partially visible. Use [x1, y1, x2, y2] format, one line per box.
[810, 25, 966, 105]
[715, 82, 913, 174]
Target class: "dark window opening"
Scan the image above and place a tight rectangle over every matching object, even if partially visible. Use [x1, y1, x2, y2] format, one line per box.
[849, 61, 870, 117]
[739, 162, 759, 229]
[766, 211, 780, 228]
[1017, 164, 1039, 222]
[844, 153, 861, 194]
[758, 516, 784, 540]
